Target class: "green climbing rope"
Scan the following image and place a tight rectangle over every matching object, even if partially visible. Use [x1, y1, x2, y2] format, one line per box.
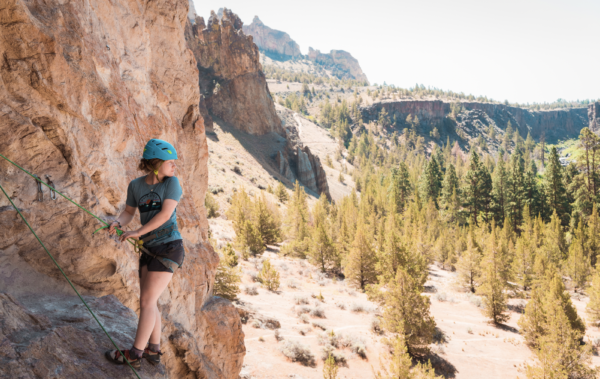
[0, 156, 141, 378]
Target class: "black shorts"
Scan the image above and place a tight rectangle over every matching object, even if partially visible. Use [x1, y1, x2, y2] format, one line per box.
[139, 239, 185, 278]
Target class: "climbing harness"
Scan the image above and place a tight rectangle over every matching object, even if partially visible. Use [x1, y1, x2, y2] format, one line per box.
[0, 153, 141, 379]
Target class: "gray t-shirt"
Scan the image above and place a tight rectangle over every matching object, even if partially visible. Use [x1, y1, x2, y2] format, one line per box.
[126, 176, 182, 246]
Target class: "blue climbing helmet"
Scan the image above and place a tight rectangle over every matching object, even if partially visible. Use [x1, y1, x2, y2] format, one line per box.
[142, 139, 178, 160]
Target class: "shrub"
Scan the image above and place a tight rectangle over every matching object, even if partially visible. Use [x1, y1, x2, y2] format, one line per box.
[350, 302, 372, 313]
[258, 336, 265, 342]
[370, 317, 383, 335]
[287, 279, 300, 289]
[321, 345, 346, 364]
[296, 306, 311, 316]
[467, 327, 473, 334]
[435, 292, 447, 302]
[279, 340, 315, 366]
[294, 295, 309, 305]
[312, 321, 327, 330]
[318, 280, 327, 287]
[338, 332, 367, 358]
[310, 307, 326, 318]
[243, 285, 258, 296]
[258, 259, 280, 291]
[205, 192, 220, 218]
[299, 314, 310, 324]
[279, 263, 289, 271]
[318, 330, 339, 347]
[335, 301, 346, 310]
[323, 353, 339, 379]
[252, 320, 262, 328]
[316, 292, 325, 302]
[299, 327, 310, 336]
[274, 329, 284, 342]
[248, 271, 259, 282]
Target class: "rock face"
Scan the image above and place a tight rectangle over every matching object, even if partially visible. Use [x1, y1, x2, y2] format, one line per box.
[589, 102, 600, 135]
[185, 8, 284, 136]
[242, 16, 302, 61]
[361, 100, 590, 143]
[307, 47, 369, 83]
[274, 105, 331, 200]
[0, 0, 243, 378]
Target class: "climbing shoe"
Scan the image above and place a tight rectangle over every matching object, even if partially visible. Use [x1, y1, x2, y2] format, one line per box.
[143, 347, 163, 365]
[105, 349, 141, 369]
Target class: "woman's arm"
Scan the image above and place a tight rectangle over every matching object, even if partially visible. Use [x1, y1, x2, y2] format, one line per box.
[118, 199, 178, 242]
[108, 205, 137, 235]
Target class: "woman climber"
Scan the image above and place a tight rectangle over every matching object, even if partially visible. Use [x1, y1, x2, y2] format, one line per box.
[104, 139, 185, 370]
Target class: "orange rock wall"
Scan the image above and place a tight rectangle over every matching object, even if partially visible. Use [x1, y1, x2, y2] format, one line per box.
[0, 0, 243, 377]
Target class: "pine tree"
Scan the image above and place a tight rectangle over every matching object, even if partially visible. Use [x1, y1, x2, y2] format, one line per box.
[345, 222, 378, 290]
[587, 204, 600, 268]
[419, 156, 442, 208]
[541, 211, 566, 266]
[440, 163, 460, 220]
[506, 152, 526, 231]
[254, 194, 281, 246]
[323, 353, 339, 379]
[462, 151, 492, 224]
[456, 230, 481, 292]
[389, 163, 411, 214]
[544, 147, 570, 226]
[275, 181, 289, 203]
[477, 230, 509, 324]
[586, 268, 600, 327]
[373, 333, 438, 379]
[565, 221, 590, 289]
[213, 255, 241, 301]
[523, 160, 542, 219]
[258, 259, 280, 291]
[239, 220, 265, 256]
[379, 268, 436, 357]
[309, 224, 337, 273]
[491, 153, 509, 224]
[222, 242, 238, 267]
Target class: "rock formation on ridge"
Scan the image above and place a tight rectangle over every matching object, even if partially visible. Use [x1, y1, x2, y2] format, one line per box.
[0, 0, 243, 378]
[275, 105, 331, 200]
[242, 16, 302, 61]
[185, 8, 284, 136]
[361, 100, 590, 143]
[307, 47, 369, 83]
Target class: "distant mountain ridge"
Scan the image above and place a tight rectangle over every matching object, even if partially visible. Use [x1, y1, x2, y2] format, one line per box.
[241, 14, 368, 83]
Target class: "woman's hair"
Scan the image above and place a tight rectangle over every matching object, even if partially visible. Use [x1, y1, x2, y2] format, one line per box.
[138, 158, 164, 173]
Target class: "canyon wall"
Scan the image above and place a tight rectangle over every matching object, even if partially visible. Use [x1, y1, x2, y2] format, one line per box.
[185, 8, 284, 136]
[307, 47, 369, 83]
[243, 16, 302, 61]
[361, 100, 589, 143]
[0, 0, 243, 378]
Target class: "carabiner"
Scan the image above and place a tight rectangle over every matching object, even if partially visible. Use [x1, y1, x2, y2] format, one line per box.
[33, 174, 43, 202]
[45, 175, 57, 200]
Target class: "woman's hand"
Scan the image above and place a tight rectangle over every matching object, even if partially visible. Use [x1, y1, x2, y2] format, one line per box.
[119, 230, 142, 242]
[108, 221, 121, 236]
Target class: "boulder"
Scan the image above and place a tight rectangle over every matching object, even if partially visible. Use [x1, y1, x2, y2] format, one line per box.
[0, 0, 243, 378]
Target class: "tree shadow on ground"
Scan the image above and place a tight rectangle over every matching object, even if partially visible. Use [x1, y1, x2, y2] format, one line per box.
[426, 352, 458, 378]
[494, 322, 519, 334]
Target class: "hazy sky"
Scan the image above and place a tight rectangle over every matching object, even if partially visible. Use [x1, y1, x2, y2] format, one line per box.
[191, 0, 599, 104]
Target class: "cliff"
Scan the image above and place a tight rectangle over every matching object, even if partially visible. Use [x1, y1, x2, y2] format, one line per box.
[242, 16, 302, 61]
[361, 100, 589, 143]
[307, 47, 369, 83]
[0, 0, 243, 378]
[185, 8, 284, 136]
[275, 105, 331, 200]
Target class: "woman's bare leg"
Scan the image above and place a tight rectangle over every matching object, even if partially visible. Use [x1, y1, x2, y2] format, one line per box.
[134, 267, 173, 349]
[149, 305, 161, 345]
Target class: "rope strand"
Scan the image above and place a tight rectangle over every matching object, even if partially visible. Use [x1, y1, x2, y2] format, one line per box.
[0, 155, 141, 378]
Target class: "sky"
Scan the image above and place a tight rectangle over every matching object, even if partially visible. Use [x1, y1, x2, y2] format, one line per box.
[191, 0, 599, 105]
